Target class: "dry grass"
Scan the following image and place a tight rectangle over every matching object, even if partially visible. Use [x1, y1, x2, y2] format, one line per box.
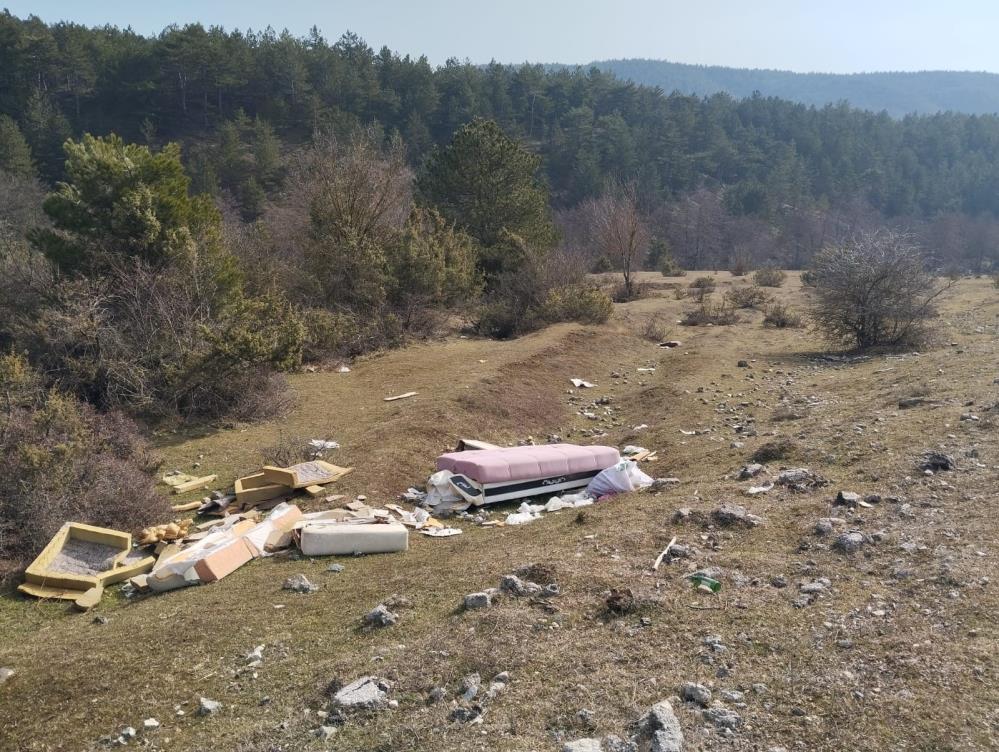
[1, 272, 997, 752]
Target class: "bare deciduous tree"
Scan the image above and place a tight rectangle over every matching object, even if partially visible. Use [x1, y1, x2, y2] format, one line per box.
[810, 230, 950, 349]
[587, 181, 649, 299]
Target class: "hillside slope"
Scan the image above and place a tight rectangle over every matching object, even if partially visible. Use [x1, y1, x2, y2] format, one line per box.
[1, 274, 996, 751]
[581, 59, 999, 116]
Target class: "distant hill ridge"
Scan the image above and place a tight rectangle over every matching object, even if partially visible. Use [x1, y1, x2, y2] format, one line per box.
[562, 59, 999, 117]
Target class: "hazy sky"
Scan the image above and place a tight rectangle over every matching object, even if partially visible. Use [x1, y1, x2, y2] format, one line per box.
[7, 0, 999, 73]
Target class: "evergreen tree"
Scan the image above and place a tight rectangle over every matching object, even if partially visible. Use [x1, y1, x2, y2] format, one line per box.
[419, 118, 555, 280]
[0, 114, 34, 177]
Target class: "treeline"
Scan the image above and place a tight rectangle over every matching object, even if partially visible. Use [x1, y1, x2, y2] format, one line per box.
[7, 10, 999, 233]
[586, 59, 999, 118]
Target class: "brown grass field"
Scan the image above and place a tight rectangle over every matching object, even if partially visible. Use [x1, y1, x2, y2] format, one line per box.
[1, 272, 997, 751]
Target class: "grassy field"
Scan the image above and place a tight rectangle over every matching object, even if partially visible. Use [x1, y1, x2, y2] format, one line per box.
[1, 272, 997, 751]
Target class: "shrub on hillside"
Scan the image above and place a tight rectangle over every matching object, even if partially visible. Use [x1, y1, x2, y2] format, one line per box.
[725, 285, 773, 309]
[810, 231, 947, 349]
[640, 313, 672, 342]
[658, 252, 685, 277]
[0, 353, 168, 575]
[762, 302, 804, 328]
[754, 267, 786, 287]
[680, 300, 740, 326]
[729, 251, 752, 277]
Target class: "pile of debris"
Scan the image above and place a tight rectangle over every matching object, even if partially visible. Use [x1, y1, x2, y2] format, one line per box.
[18, 458, 444, 610]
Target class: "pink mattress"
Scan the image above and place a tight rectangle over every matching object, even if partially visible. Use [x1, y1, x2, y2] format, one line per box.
[436, 444, 620, 484]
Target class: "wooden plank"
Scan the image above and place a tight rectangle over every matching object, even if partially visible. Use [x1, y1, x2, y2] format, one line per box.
[171, 474, 217, 494]
[383, 391, 417, 402]
[171, 500, 202, 512]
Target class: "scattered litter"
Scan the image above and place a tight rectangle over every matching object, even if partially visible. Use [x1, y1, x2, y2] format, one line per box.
[745, 482, 774, 496]
[337, 365, 351, 373]
[637, 367, 656, 373]
[420, 527, 463, 537]
[383, 391, 417, 401]
[162, 473, 218, 494]
[652, 535, 677, 571]
[308, 439, 340, 453]
[283, 574, 319, 594]
[585, 460, 653, 497]
[198, 697, 222, 716]
[659, 340, 682, 348]
[687, 573, 722, 593]
[299, 522, 409, 556]
[775, 467, 828, 492]
[570, 378, 596, 388]
[632, 424, 649, 431]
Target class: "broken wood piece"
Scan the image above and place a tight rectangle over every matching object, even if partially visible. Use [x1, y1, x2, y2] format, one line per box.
[171, 474, 218, 494]
[171, 500, 202, 512]
[652, 535, 677, 571]
[304, 484, 327, 498]
[234, 473, 289, 506]
[261, 461, 352, 489]
[73, 585, 104, 611]
[383, 391, 417, 402]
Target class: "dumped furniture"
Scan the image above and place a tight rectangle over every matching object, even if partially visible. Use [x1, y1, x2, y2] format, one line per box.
[18, 523, 155, 609]
[434, 443, 621, 506]
[298, 521, 409, 556]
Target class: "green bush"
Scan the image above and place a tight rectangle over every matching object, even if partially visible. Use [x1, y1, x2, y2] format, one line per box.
[658, 253, 685, 277]
[540, 285, 613, 325]
[591, 255, 614, 273]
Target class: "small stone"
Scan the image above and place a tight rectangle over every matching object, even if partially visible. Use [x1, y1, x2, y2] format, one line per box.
[638, 700, 684, 752]
[562, 739, 602, 752]
[142, 718, 160, 730]
[738, 463, 764, 479]
[315, 725, 337, 740]
[450, 705, 483, 723]
[459, 672, 481, 701]
[326, 563, 344, 573]
[333, 676, 390, 709]
[602, 735, 638, 752]
[464, 592, 492, 610]
[769, 574, 788, 588]
[737, 360, 750, 368]
[198, 697, 222, 716]
[720, 689, 745, 703]
[500, 574, 542, 596]
[92, 614, 109, 625]
[363, 604, 399, 628]
[0, 667, 15, 685]
[833, 531, 868, 554]
[814, 517, 845, 536]
[282, 574, 318, 593]
[703, 704, 743, 729]
[120, 726, 136, 739]
[427, 686, 447, 704]
[712, 503, 765, 528]
[680, 681, 712, 706]
[835, 491, 861, 506]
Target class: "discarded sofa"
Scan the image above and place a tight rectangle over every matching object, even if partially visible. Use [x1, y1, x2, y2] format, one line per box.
[435, 443, 621, 506]
[18, 522, 155, 609]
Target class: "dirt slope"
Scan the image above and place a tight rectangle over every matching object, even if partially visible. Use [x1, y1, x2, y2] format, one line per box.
[1, 273, 996, 752]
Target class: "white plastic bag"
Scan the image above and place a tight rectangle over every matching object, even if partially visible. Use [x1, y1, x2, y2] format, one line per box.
[585, 460, 654, 498]
[425, 470, 461, 507]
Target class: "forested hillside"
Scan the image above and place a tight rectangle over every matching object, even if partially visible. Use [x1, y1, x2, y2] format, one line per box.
[4, 12, 999, 223]
[585, 59, 999, 118]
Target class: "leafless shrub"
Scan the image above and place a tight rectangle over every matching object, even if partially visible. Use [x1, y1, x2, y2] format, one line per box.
[0, 353, 168, 575]
[762, 302, 804, 328]
[725, 285, 772, 309]
[641, 313, 673, 342]
[729, 250, 752, 276]
[680, 300, 740, 326]
[810, 231, 950, 349]
[754, 267, 786, 287]
[751, 438, 798, 463]
[585, 181, 650, 299]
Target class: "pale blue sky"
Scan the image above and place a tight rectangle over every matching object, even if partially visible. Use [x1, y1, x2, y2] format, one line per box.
[6, 0, 998, 73]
